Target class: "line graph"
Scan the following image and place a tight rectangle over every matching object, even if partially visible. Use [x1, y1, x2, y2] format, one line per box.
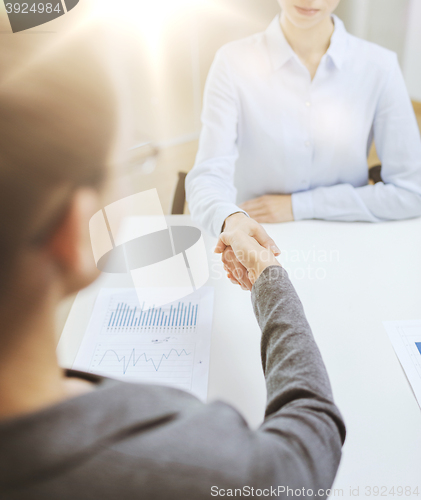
[98, 347, 192, 374]
[102, 296, 200, 335]
[89, 344, 195, 390]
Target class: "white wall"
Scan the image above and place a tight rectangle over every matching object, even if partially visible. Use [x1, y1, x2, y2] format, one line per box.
[335, 0, 421, 101]
[335, 0, 409, 64]
[128, 0, 280, 145]
[402, 0, 421, 101]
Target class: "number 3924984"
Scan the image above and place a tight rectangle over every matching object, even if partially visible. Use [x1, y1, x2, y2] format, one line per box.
[5, 3, 62, 14]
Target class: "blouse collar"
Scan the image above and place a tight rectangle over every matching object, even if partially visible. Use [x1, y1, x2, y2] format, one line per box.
[265, 13, 349, 71]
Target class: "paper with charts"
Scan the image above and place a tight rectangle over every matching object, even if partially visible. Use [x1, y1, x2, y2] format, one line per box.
[384, 320, 421, 409]
[73, 287, 214, 400]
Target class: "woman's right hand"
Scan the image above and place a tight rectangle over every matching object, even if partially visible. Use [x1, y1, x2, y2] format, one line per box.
[215, 213, 281, 290]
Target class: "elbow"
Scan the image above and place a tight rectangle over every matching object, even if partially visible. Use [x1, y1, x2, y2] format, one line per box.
[367, 181, 421, 221]
[393, 185, 421, 219]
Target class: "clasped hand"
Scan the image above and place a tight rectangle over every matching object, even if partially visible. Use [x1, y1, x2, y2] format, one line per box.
[214, 213, 281, 291]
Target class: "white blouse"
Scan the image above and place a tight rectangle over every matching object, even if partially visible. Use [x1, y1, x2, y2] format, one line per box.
[186, 15, 421, 237]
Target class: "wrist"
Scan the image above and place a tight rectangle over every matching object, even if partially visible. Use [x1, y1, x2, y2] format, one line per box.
[248, 261, 281, 286]
[254, 259, 281, 280]
[222, 211, 247, 231]
[244, 239, 281, 282]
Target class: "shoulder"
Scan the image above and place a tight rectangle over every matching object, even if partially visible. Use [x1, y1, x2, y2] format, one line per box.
[346, 33, 398, 74]
[211, 31, 270, 81]
[214, 31, 268, 67]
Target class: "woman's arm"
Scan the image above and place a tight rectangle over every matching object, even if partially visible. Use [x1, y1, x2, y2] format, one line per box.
[291, 54, 421, 222]
[186, 47, 248, 237]
[216, 231, 345, 495]
[187, 47, 281, 288]
[252, 266, 345, 494]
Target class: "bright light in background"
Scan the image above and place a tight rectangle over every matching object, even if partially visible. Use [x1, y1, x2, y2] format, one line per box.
[87, 0, 269, 147]
[89, 0, 212, 147]
[93, 0, 208, 55]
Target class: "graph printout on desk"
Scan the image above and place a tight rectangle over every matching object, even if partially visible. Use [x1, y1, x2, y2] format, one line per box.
[384, 320, 421, 409]
[73, 287, 214, 400]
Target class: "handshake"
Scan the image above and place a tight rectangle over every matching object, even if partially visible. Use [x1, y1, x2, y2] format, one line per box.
[214, 212, 282, 290]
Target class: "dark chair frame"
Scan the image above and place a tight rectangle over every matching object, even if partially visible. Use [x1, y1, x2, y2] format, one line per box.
[369, 165, 383, 184]
[171, 172, 188, 215]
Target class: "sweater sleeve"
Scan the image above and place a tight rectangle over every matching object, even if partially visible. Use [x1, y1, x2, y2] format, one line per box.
[249, 265, 346, 498]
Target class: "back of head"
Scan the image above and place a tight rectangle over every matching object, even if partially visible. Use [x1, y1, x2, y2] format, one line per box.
[0, 35, 117, 301]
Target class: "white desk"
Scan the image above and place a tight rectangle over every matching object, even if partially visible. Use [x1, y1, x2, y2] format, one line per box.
[58, 216, 421, 496]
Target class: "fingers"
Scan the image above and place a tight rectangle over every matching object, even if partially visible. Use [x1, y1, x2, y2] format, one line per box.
[250, 221, 281, 256]
[243, 208, 267, 218]
[219, 220, 280, 256]
[231, 259, 252, 290]
[222, 246, 252, 290]
[214, 236, 227, 254]
[215, 213, 281, 290]
[239, 199, 281, 256]
[239, 203, 267, 220]
[214, 231, 236, 254]
[239, 197, 263, 212]
[241, 194, 294, 225]
[252, 214, 274, 224]
[239, 197, 272, 221]
[227, 268, 256, 289]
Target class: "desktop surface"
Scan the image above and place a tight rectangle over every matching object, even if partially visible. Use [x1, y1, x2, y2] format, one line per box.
[58, 216, 421, 494]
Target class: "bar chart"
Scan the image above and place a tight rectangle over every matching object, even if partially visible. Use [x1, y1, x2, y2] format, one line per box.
[401, 327, 421, 379]
[102, 296, 200, 334]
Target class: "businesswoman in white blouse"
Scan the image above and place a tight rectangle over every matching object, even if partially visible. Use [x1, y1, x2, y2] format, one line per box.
[186, 0, 421, 288]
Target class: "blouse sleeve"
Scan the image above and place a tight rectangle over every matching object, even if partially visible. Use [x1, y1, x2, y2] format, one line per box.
[291, 54, 421, 222]
[185, 48, 247, 237]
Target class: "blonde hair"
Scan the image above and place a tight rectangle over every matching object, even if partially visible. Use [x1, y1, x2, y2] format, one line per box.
[0, 37, 116, 296]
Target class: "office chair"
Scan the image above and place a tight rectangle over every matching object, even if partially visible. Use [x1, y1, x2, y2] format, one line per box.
[369, 165, 383, 184]
[171, 172, 188, 215]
